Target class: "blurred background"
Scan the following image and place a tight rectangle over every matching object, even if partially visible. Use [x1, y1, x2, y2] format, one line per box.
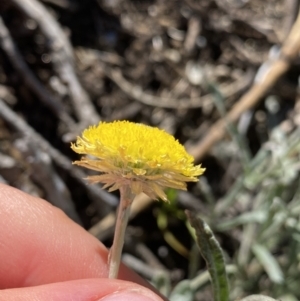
[0, 0, 300, 300]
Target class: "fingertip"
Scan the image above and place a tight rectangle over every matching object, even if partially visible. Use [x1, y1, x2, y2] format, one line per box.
[0, 279, 165, 301]
[99, 292, 160, 301]
[0, 184, 159, 295]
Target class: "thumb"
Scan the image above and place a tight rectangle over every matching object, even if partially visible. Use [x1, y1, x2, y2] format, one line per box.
[0, 279, 166, 301]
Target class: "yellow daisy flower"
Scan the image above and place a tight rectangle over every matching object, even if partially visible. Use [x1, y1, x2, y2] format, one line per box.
[72, 120, 205, 279]
[71, 120, 205, 201]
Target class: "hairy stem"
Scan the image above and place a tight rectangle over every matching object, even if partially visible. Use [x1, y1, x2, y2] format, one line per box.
[108, 186, 134, 278]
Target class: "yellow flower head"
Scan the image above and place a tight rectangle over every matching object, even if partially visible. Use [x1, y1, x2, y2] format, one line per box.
[71, 121, 205, 201]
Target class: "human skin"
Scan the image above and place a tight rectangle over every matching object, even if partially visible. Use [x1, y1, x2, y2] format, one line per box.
[0, 183, 166, 301]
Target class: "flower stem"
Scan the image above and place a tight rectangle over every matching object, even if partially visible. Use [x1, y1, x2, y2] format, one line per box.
[108, 185, 134, 278]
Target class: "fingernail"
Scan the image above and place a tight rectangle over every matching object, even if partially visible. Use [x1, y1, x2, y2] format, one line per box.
[99, 291, 158, 301]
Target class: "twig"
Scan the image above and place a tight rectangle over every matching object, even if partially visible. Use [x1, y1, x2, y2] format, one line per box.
[76, 47, 251, 108]
[10, 0, 100, 125]
[103, 64, 252, 109]
[122, 254, 169, 280]
[184, 16, 201, 54]
[0, 16, 74, 127]
[41, 0, 72, 9]
[189, 8, 300, 162]
[14, 138, 82, 224]
[214, 0, 280, 43]
[0, 84, 17, 105]
[134, 241, 167, 271]
[229, 36, 266, 65]
[76, 47, 252, 110]
[280, 0, 299, 42]
[0, 99, 118, 213]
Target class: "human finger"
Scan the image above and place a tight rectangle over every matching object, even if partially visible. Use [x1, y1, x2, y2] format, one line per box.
[0, 278, 164, 301]
[0, 184, 149, 290]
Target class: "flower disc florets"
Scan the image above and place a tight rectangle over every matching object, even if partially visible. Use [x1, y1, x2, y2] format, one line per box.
[71, 121, 205, 201]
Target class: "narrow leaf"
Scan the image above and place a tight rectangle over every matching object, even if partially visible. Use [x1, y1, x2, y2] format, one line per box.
[252, 243, 284, 284]
[186, 210, 229, 301]
[169, 280, 194, 301]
